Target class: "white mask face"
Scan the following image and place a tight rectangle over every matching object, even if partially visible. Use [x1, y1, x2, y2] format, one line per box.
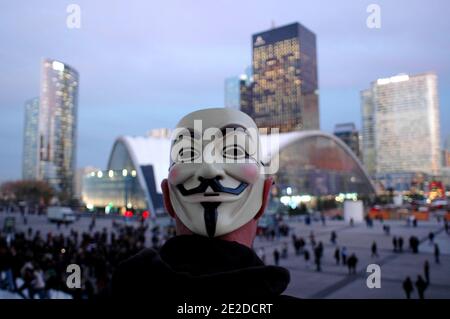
[167, 108, 265, 237]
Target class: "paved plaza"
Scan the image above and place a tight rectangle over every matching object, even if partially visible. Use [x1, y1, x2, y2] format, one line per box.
[254, 218, 450, 299]
[1, 212, 449, 299]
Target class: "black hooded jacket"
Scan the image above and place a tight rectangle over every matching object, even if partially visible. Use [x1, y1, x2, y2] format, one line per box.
[112, 235, 296, 304]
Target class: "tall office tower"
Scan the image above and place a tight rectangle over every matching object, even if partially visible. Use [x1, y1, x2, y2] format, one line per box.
[361, 89, 377, 175]
[445, 135, 450, 151]
[334, 123, 361, 159]
[39, 59, 79, 198]
[249, 22, 319, 132]
[361, 73, 441, 177]
[442, 135, 450, 167]
[22, 97, 40, 180]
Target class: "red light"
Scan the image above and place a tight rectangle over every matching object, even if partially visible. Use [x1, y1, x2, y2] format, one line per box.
[124, 211, 133, 218]
[142, 210, 149, 219]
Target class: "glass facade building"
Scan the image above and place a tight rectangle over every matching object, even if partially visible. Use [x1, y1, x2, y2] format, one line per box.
[224, 76, 241, 110]
[224, 74, 253, 112]
[81, 135, 170, 214]
[81, 131, 375, 215]
[38, 59, 79, 197]
[361, 89, 377, 175]
[82, 169, 147, 212]
[248, 22, 319, 132]
[262, 131, 374, 201]
[334, 123, 361, 160]
[22, 97, 40, 180]
[361, 73, 441, 177]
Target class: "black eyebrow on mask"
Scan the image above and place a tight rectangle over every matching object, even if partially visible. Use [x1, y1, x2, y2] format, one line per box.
[219, 124, 249, 137]
[171, 128, 201, 146]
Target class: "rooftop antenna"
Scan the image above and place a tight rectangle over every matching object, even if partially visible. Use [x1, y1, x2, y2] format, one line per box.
[271, 20, 276, 29]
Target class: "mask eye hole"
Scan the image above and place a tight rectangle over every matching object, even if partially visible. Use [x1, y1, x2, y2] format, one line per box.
[178, 147, 199, 162]
[222, 144, 247, 160]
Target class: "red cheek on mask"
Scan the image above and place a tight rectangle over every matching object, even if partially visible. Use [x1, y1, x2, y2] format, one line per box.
[240, 164, 259, 183]
[168, 167, 178, 183]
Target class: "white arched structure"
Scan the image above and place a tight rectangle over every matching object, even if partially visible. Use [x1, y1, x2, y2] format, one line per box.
[106, 130, 375, 212]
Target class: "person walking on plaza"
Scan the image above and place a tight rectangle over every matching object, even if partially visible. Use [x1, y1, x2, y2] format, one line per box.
[392, 236, 398, 252]
[314, 245, 322, 272]
[415, 275, 428, 299]
[320, 213, 326, 226]
[310, 231, 316, 247]
[434, 243, 440, 264]
[273, 249, 280, 266]
[398, 236, 404, 252]
[424, 260, 430, 284]
[428, 232, 435, 245]
[371, 241, 379, 258]
[304, 249, 311, 269]
[281, 242, 288, 259]
[409, 236, 419, 254]
[334, 247, 340, 265]
[317, 241, 324, 256]
[402, 277, 414, 299]
[341, 246, 348, 265]
[330, 231, 337, 245]
[293, 237, 301, 256]
[382, 224, 390, 236]
[347, 253, 358, 274]
[445, 220, 449, 234]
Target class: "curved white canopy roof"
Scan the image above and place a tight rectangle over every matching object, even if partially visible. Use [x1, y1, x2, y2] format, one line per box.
[108, 130, 374, 208]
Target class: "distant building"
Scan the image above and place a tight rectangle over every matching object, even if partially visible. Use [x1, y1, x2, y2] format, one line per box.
[82, 131, 375, 215]
[361, 89, 377, 175]
[224, 73, 253, 111]
[334, 123, 361, 159]
[361, 73, 441, 178]
[445, 135, 450, 151]
[147, 128, 172, 138]
[247, 22, 319, 132]
[442, 135, 450, 167]
[74, 166, 99, 200]
[22, 97, 40, 180]
[21, 59, 79, 197]
[224, 76, 241, 110]
[442, 150, 450, 168]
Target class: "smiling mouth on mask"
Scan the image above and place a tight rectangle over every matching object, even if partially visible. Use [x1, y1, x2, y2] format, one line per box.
[176, 176, 248, 196]
[176, 177, 249, 238]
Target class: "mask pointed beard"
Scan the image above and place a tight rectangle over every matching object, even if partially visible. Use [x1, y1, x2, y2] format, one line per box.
[200, 202, 221, 238]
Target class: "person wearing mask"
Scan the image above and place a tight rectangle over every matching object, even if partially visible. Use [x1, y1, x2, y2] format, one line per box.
[112, 108, 297, 304]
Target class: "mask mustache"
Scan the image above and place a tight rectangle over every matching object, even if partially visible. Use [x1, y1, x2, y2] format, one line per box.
[176, 177, 248, 196]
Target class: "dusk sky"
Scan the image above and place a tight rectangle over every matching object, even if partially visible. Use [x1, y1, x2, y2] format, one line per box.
[1, 0, 449, 182]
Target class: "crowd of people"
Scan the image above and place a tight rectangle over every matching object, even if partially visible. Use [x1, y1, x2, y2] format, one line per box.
[0, 210, 447, 299]
[0, 218, 173, 299]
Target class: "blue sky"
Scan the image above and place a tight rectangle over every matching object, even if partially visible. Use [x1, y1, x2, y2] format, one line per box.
[0, 0, 449, 182]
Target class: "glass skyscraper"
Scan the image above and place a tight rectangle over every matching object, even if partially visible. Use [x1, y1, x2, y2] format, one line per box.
[334, 123, 361, 160]
[38, 59, 79, 197]
[22, 97, 40, 180]
[224, 76, 242, 110]
[361, 73, 441, 177]
[224, 71, 253, 111]
[248, 22, 319, 132]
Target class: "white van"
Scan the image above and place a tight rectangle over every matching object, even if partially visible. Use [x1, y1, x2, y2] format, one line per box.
[47, 206, 77, 223]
